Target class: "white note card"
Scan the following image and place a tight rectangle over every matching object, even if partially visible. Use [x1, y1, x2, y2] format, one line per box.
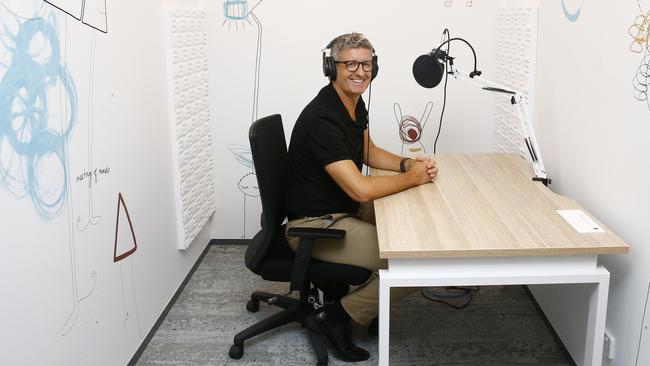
[557, 210, 606, 234]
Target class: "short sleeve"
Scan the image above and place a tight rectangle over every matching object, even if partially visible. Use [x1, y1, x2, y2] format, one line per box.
[304, 113, 352, 168]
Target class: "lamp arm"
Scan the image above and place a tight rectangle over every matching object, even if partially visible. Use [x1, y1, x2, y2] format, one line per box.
[450, 68, 549, 184]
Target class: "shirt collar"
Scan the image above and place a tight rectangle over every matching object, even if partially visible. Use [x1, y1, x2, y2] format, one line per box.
[321, 83, 368, 129]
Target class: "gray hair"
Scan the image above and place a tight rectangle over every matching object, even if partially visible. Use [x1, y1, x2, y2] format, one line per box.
[329, 32, 374, 60]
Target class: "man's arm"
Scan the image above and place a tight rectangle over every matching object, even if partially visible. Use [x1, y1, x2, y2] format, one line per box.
[363, 130, 402, 171]
[324, 158, 435, 203]
[363, 130, 426, 172]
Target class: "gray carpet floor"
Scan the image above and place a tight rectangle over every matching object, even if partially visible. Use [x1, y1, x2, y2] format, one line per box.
[136, 245, 573, 366]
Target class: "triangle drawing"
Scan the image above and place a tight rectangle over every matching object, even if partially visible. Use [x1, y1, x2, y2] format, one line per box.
[114, 192, 137, 262]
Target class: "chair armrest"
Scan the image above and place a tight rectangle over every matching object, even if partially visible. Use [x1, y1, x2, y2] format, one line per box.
[287, 227, 346, 240]
[288, 227, 346, 292]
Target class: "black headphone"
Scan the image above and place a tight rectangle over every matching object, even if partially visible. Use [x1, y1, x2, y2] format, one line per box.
[322, 37, 379, 81]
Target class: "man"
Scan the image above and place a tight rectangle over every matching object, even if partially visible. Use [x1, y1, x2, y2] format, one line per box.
[285, 32, 438, 362]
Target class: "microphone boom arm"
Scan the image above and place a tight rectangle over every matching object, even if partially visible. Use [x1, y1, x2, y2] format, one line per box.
[450, 68, 549, 185]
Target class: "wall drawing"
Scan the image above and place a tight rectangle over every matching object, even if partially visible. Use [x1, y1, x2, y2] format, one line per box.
[44, 0, 108, 33]
[0, 8, 77, 218]
[228, 144, 258, 239]
[222, 0, 264, 239]
[113, 192, 141, 334]
[75, 33, 104, 231]
[560, 0, 585, 22]
[393, 101, 433, 157]
[631, 0, 650, 112]
[54, 1, 108, 333]
[0, 1, 110, 336]
[223, 0, 262, 123]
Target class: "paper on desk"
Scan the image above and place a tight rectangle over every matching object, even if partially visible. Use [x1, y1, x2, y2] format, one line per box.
[557, 210, 606, 234]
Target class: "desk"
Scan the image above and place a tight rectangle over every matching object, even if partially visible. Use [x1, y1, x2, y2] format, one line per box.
[373, 153, 629, 366]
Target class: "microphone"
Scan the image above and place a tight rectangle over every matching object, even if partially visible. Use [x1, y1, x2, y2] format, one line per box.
[412, 49, 447, 88]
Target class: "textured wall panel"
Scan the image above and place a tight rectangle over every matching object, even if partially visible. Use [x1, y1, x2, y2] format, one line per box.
[165, 9, 215, 249]
[494, 4, 538, 155]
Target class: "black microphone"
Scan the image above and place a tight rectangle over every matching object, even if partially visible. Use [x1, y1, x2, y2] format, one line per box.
[412, 49, 447, 88]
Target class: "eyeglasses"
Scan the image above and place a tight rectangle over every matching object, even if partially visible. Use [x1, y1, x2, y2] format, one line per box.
[335, 60, 373, 72]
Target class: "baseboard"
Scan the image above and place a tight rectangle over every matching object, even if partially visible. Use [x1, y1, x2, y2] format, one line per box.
[127, 242, 212, 366]
[209, 238, 251, 245]
[523, 285, 577, 366]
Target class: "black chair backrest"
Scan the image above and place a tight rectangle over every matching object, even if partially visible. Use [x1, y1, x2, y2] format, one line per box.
[245, 114, 289, 272]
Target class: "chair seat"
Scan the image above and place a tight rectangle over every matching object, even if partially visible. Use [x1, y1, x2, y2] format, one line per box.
[250, 230, 372, 286]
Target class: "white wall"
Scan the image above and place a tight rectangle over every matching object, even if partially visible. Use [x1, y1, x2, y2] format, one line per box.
[5, 1, 644, 365]
[533, 1, 650, 365]
[208, 0, 500, 239]
[0, 1, 212, 365]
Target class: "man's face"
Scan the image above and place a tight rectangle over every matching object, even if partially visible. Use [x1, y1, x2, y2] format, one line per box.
[332, 47, 373, 98]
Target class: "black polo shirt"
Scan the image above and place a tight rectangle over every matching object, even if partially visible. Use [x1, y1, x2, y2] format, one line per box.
[286, 83, 368, 219]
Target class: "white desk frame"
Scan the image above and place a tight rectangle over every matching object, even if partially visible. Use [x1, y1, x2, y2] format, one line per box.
[378, 255, 609, 366]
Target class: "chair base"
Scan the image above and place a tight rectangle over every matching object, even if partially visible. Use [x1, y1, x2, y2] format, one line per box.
[230, 290, 329, 365]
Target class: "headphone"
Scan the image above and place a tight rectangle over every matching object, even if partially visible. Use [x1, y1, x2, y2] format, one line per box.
[322, 37, 379, 81]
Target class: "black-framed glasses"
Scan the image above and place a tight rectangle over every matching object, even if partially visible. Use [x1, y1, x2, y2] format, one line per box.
[335, 60, 373, 72]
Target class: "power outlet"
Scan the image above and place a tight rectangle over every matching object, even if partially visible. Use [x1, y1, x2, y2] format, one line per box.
[604, 330, 616, 360]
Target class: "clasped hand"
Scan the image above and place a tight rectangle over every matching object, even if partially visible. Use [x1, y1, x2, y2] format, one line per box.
[406, 156, 438, 183]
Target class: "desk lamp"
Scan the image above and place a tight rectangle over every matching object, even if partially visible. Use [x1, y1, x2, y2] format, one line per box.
[412, 33, 551, 186]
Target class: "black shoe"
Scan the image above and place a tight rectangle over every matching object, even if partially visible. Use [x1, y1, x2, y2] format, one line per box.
[367, 317, 378, 336]
[306, 309, 370, 362]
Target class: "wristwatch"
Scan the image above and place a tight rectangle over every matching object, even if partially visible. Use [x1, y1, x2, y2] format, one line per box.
[399, 158, 411, 173]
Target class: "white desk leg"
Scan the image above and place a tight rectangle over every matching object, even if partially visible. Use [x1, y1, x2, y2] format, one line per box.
[583, 269, 610, 366]
[379, 270, 390, 366]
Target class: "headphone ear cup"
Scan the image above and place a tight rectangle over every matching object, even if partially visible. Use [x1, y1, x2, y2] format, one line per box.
[326, 56, 336, 81]
[322, 52, 330, 79]
[322, 53, 337, 81]
[371, 55, 379, 80]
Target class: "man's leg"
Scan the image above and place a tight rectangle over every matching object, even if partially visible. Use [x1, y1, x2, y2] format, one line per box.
[287, 213, 417, 325]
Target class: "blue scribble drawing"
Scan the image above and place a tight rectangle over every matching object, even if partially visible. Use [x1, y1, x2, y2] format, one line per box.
[560, 0, 585, 22]
[0, 7, 96, 336]
[0, 13, 78, 218]
[228, 144, 258, 238]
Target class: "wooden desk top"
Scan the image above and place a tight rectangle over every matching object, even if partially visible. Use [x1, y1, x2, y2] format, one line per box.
[373, 154, 629, 259]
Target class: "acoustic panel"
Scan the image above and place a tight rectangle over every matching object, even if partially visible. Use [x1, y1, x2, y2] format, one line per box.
[494, 3, 539, 155]
[164, 8, 215, 249]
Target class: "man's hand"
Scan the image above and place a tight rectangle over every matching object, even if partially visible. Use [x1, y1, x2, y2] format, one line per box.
[406, 156, 438, 183]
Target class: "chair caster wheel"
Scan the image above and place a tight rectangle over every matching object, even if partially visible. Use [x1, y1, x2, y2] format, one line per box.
[229, 343, 244, 359]
[246, 300, 260, 312]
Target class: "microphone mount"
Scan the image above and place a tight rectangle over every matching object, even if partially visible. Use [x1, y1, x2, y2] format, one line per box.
[430, 37, 482, 78]
[413, 30, 549, 185]
[447, 67, 550, 186]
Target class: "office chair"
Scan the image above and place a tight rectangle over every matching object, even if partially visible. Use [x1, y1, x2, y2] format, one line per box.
[228, 114, 372, 366]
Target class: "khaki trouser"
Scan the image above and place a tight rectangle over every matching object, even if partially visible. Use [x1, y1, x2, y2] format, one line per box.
[285, 202, 416, 325]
